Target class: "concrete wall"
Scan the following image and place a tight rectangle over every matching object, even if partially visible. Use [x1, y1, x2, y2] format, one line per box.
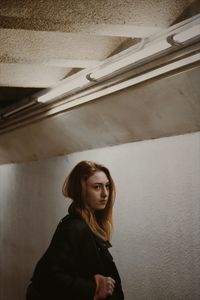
[0, 132, 200, 300]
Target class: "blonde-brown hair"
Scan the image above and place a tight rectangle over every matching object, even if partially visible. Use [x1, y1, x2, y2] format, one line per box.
[62, 160, 115, 241]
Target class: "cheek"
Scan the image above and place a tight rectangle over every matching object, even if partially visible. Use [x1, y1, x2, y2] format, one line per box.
[86, 189, 94, 201]
[86, 189, 99, 202]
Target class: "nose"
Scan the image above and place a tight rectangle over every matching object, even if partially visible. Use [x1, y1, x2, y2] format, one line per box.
[101, 186, 108, 198]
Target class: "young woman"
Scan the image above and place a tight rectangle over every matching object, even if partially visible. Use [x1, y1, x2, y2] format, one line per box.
[27, 160, 124, 300]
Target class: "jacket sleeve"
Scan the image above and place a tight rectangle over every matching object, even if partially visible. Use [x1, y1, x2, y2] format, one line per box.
[32, 217, 96, 299]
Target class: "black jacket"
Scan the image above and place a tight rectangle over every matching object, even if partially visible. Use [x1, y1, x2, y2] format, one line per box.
[27, 212, 124, 300]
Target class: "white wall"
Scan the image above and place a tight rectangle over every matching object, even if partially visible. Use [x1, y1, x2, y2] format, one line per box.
[0, 132, 200, 300]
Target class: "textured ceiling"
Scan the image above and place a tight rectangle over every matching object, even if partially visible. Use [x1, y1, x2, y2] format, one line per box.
[1, 0, 193, 27]
[0, 0, 196, 107]
[0, 0, 199, 164]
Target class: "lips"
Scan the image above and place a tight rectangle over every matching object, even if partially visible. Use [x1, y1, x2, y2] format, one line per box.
[99, 200, 107, 204]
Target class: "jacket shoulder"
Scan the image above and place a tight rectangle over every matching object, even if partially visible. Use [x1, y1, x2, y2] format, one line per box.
[59, 214, 88, 232]
[52, 214, 92, 246]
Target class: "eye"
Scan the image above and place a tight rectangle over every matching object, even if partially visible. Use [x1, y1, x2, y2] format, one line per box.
[94, 184, 101, 190]
[106, 184, 110, 190]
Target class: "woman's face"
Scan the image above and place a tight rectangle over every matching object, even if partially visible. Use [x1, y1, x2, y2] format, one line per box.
[85, 171, 110, 212]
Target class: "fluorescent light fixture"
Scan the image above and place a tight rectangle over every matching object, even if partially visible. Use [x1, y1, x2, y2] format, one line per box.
[37, 14, 200, 104]
[42, 52, 200, 116]
[2, 100, 36, 118]
[1, 52, 199, 132]
[174, 24, 200, 43]
[88, 40, 171, 80]
[38, 75, 90, 103]
[89, 21, 200, 81]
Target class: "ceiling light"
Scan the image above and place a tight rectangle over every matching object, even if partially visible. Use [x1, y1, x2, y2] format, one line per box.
[36, 14, 200, 104]
[42, 52, 200, 115]
[37, 74, 91, 103]
[88, 18, 200, 81]
[1, 100, 37, 118]
[174, 24, 200, 43]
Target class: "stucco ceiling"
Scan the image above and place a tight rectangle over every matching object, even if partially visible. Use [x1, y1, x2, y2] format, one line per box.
[0, 0, 197, 102]
[0, 0, 199, 164]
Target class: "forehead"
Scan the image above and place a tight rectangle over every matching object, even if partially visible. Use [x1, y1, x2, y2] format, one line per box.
[87, 171, 109, 184]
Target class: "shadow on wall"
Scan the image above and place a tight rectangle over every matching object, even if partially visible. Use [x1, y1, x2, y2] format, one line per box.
[0, 158, 70, 300]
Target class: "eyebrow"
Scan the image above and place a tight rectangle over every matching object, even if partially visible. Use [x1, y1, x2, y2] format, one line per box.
[93, 182, 110, 185]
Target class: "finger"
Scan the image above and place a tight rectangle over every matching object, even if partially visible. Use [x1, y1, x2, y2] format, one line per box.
[107, 277, 115, 295]
[109, 278, 115, 288]
[108, 287, 113, 295]
[107, 277, 115, 284]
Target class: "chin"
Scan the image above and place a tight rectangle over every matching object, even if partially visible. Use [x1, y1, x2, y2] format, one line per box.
[97, 205, 106, 210]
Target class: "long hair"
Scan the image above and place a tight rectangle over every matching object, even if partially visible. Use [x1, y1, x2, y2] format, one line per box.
[62, 160, 115, 241]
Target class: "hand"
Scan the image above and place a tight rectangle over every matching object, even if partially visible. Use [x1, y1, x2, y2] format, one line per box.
[107, 276, 115, 296]
[94, 274, 115, 300]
